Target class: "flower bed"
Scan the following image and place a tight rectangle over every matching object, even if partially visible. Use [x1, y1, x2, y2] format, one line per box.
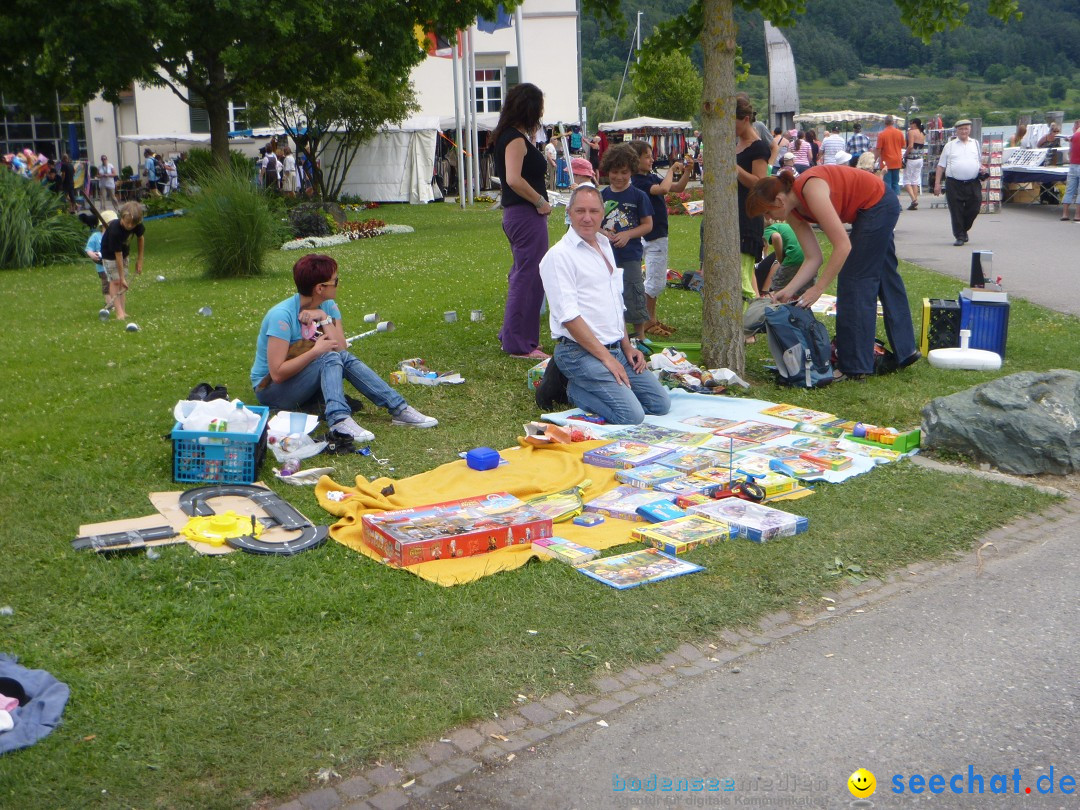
[280, 221, 414, 251]
[666, 187, 704, 216]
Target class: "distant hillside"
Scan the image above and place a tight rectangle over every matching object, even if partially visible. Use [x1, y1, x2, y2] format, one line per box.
[582, 0, 1079, 116]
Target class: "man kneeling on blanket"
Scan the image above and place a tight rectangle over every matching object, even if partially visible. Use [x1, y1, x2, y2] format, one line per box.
[251, 253, 436, 442]
[539, 185, 670, 425]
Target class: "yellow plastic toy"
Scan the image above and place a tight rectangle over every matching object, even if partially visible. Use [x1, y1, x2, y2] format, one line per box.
[181, 511, 263, 546]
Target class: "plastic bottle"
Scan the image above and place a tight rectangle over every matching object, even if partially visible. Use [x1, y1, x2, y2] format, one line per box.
[232, 401, 256, 433]
[280, 458, 301, 476]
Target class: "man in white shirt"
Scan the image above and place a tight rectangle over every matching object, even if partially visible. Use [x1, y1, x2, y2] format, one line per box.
[538, 185, 670, 424]
[98, 155, 118, 210]
[933, 118, 986, 245]
[818, 126, 846, 165]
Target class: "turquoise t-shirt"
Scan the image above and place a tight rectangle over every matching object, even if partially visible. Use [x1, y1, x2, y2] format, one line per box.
[250, 294, 341, 389]
[86, 231, 105, 274]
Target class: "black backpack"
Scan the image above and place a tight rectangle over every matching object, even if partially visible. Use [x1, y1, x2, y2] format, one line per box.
[764, 303, 833, 387]
[264, 153, 278, 178]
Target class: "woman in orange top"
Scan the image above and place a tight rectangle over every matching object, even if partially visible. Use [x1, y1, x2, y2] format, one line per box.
[746, 165, 921, 380]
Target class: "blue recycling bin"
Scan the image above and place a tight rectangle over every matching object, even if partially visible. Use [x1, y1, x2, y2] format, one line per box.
[959, 297, 1010, 359]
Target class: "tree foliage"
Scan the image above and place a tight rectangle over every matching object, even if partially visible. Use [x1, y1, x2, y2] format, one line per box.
[631, 51, 704, 121]
[0, 0, 511, 165]
[258, 56, 418, 200]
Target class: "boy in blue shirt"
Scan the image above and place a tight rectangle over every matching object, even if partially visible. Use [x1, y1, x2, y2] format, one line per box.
[600, 144, 653, 340]
[85, 210, 117, 310]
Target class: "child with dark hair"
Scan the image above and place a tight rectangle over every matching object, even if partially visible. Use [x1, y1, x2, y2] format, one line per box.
[599, 143, 653, 340]
[251, 253, 437, 441]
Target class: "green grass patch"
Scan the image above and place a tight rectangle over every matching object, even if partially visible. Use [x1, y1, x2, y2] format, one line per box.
[0, 203, 1071, 808]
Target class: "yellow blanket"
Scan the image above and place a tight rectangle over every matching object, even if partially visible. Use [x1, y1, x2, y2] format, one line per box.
[316, 439, 652, 586]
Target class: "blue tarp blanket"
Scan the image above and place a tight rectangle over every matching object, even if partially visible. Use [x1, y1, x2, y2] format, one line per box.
[542, 388, 915, 484]
[0, 653, 70, 754]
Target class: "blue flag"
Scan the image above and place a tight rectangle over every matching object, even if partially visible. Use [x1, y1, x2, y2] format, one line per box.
[477, 4, 512, 33]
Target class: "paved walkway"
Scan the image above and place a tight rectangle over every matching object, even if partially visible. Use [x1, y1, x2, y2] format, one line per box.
[274, 194, 1080, 810]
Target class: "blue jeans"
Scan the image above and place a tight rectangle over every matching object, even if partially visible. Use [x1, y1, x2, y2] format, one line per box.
[1064, 164, 1080, 205]
[554, 340, 670, 425]
[255, 351, 405, 425]
[834, 193, 917, 375]
[884, 168, 901, 197]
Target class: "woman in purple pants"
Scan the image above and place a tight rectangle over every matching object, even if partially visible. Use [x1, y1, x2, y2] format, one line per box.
[492, 83, 552, 360]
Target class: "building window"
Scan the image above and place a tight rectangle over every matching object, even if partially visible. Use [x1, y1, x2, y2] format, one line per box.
[0, 98, 86, 160]
[474, 68, 503, 113]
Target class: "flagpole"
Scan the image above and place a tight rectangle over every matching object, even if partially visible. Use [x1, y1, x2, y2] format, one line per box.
[514, 5, 526, 83]
[452, 37, 465, 209]
[468, 26, 480, 204]
[461, 35, 474, 205]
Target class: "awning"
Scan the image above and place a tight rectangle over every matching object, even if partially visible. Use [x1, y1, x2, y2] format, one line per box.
[599, 117, 693, 132]
[793, 111, 905, 127]
[117, 132, 253, 150]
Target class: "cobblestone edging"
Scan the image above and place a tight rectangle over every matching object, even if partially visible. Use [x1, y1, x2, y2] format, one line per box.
[275, 492, 1079, 810]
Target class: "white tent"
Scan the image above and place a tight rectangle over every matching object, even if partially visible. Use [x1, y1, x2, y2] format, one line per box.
[336, 116, 439, 204]
[794, 111, 905, 127]
[599, 117, 693, 132]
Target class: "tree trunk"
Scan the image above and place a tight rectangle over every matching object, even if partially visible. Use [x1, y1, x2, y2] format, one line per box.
[206, 61, 231, 168]
[700, 0, 744, 375]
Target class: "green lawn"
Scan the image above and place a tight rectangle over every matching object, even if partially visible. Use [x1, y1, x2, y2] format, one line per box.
[0, 202, 1073, 808]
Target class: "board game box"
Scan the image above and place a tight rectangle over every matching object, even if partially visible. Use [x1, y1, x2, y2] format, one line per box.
[758, 404, 837, 425]
[583, 485, 675, 522]
[604, 424, 711, 449]
[656, 476, 721, 498]
[799, 450, 854, 471]
[631, 515, 735, 555]
[688, 499, 808, 542]
[575, 548, 704, 590]
[362, 492, 552, 566]
[716, 420, 792, 445]
[615, 463, 685, 489]
[532, 537, 599, 565]
[656, 448, 726, 474]
[583, 440, 673, 469]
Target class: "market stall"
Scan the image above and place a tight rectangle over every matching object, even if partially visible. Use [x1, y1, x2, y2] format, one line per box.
[598, 116, 694, 167]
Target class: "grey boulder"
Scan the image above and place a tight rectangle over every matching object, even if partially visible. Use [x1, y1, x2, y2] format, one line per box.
[921, 370, 1080, 475]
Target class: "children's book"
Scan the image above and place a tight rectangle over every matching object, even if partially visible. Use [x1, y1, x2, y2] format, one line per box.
[716, 420, 792, 445]
[680, 416, 738, 431]
[636, 500, 687, 523]
[655, 476, 720, 498]
[656, 448, 725, 474]
[791, 418, 856, 438]
[605, 424, 711, 449]
[615, 463, 685, 490]
[631, 515, 735, 555]
[583, 485, 676, 522]
[690, 466, 737, 488]
[768, 457, 829, 478]
[532, 537, 600, 565]
[698, 433, 749, 453]
[758, 404, 837, 425]
[583, 440, 673, 469]
[576, 548, 704, 590]
[799, 450, 854, 471]
[688, 499, 809, 542]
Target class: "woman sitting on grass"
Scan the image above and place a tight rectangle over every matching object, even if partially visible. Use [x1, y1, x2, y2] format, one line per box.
[251, 253, 437, 442]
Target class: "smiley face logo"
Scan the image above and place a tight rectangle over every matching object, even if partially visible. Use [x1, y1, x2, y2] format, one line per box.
[848, 768, 876, 798]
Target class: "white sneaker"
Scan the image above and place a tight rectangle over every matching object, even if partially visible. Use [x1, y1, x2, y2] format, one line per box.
[391, 405, 438, 428]
[330, 416, 375, 443]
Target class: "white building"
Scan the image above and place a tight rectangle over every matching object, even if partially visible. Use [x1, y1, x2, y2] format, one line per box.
[5, 0, 582, 197]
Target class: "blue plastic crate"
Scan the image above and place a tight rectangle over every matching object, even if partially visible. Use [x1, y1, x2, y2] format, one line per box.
[172, 405, 270, 484]
[959, 297, 1010, 359]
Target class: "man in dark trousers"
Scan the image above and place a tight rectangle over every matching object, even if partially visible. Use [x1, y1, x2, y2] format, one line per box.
[933, 119, 986, 246]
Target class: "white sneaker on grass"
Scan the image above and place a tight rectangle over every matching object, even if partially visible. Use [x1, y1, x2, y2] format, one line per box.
[330, 416, 375, 442]
[391, 405, 438, 428]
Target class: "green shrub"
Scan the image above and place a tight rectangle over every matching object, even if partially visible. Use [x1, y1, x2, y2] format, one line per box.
[143, 192, 191, 217]
[0, 171, 86, 269]
[178, 147, 255, 187]
[187, 166, 288, 278]
[288, 202, 336, 238]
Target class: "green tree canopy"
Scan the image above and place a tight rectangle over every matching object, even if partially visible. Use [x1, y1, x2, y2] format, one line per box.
[0, 0, 510, 164]
[631, 51, 704, 121]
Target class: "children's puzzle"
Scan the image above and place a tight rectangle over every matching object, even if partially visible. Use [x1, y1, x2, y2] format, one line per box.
[583, 485, 676, 522]
[631, 515, 735, 555]
[576, 548, 704, 589]
[583, 440, 673, 469]
[688, 499, 808, 542]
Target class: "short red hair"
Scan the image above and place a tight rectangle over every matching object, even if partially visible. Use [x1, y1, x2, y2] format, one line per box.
[745, 173, 795, 219]
[292, 254, 337, 295]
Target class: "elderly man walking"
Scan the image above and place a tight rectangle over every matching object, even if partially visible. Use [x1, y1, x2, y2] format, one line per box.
[933, 118, 986, 246]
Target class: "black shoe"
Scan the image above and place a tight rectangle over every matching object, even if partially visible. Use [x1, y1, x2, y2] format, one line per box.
[832, 370, 868, 383]
[898, 350, 922, 370]
[535, 356, 570, 410]
[963, 235, 969, 243]
[953, 239, 965, 246]
[187, 382, 213, 401]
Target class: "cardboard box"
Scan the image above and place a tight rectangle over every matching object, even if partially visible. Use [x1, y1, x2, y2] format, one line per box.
[362, 492, 552, 566]
[528, 358, 550, 390]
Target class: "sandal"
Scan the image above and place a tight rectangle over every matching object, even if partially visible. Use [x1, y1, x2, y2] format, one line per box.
[644, 321, 675, 337]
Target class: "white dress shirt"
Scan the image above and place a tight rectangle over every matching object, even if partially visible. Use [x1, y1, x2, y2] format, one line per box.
[539, 226, 626, 345]
[939, 137, 982, 181]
